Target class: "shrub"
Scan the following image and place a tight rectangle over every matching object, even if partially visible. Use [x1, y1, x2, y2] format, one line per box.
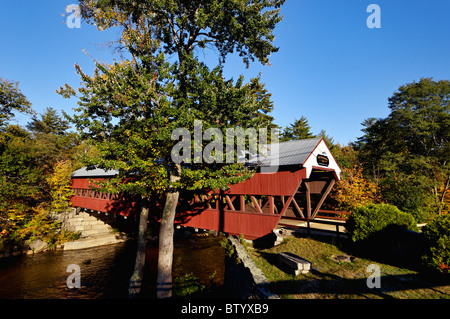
[347, 203, 418, 242]
[15, 205, 79, 249]
[422, 214, 450, 274]
[173, 273, 205, 297]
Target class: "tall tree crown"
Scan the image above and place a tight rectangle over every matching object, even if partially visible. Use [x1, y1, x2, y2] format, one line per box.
[79, 0, 285, 66]
[59, 0, 285, 195]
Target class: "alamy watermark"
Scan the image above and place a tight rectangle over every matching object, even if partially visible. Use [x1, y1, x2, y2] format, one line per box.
[366, 264, 381, 289]
[367, 4, 381, 29]
[65, 4, 81, 29]
[66, 264, 81, 289]
[171, 120, 279, 173]
[64, 4, 380, 30]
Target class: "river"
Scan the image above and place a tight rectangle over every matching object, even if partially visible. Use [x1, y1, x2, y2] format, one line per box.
[0, 233, 226, 299]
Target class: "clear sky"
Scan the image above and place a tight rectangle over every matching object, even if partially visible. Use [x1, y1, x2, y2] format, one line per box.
[1, 0, 449, 145]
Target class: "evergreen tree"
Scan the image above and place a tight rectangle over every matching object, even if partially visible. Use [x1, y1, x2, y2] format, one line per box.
[26, 107, 78, 171]
[27, 107, 70, 135]
[317, 129, 335, 151]
[280, 116, 314, 141]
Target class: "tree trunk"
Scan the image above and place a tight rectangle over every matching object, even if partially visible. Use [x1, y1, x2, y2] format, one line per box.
[128, 205, 149, 298]
[156, 163, 181, 299]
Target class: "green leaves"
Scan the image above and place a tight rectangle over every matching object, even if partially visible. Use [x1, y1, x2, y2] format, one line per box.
[180, 163, 253, 191]
[357, 78, 450, 217]
[347, 203, 418, 242]
[60, 0, 284, 202]
[280, 116, 314, 142]
[422, 214, 450, 274]
[27, 107, 70, 135]
[0, 78, 34, 128]
[79, 0, 285, 67]
[387, 78, 450, 158]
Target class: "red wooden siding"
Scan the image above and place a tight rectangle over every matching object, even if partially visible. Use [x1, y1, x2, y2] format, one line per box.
[70, 196, 137, 217]
[71, 178, 138, 217]
[72, 178, 106, 189]
[177, 209, 281, 240]
[226, 168, 306, 196]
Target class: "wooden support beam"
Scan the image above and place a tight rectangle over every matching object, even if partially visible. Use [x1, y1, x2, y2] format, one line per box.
[291, 197, 305, 219]
[201, 194, 212, 209]
[225, 195, 236, 211]
[311, 179, 336, 219]
[278, 180, 304, 217]
[305, 182, 311, 219]
[250, 196, 263, 214]
[269, 196, 274, 214]
[279, 195, 294, 216]
[240, 195, 245, 212]
[274, 203, 279, 214]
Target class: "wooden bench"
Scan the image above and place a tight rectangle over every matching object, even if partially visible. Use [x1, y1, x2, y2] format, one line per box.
[278, 252, 312, 275]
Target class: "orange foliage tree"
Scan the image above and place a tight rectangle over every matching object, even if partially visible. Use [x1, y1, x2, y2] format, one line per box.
[331, 165, 381, 212]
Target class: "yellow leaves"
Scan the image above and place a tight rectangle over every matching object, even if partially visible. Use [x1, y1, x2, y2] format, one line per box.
[0, 229, 8, 238]
[437, 183, 450, 215]
[46, 160, 74, 213]
[332, 165, 381, 212]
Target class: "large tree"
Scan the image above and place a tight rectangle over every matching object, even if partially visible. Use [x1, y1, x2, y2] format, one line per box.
[60, 0, 284, 298]
[357, 78, 450, 218]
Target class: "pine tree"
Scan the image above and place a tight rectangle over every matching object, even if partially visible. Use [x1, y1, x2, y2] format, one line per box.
[280, 116, 315, 141]
[26, 107, 69, 135]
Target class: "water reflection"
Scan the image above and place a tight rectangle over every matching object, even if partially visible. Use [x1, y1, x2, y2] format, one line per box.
[0, 234, 225, 299]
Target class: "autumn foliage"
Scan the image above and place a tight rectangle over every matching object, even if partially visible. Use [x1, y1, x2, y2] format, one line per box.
[0, 81, 82, 250]
[331, 165, 381, 212]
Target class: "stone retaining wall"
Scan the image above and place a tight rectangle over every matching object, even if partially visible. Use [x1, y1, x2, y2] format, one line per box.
[224, 236, 278, 299]
[53, 208, 127, 250]
[53, 209, 116, 238]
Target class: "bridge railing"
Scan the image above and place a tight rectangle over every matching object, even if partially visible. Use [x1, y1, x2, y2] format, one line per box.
[314, 209, 351, 221]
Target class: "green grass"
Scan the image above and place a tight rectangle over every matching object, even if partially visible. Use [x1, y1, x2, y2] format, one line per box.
[247, 236, 450, 299]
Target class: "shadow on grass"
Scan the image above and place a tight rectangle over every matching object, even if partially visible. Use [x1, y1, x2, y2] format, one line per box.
[290, 228, 427, 273]
[254, 232, 450, 299]
[262, 271, 450, 299]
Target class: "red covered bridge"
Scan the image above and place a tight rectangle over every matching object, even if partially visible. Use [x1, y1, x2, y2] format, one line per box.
[70, 138, 343, 239]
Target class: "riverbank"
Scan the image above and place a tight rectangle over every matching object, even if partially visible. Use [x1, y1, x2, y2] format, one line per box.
[0, 208, 128, 258]
[0, 239, 62, 258]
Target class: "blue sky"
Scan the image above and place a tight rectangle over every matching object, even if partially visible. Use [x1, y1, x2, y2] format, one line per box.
[1, 1, 449, 145]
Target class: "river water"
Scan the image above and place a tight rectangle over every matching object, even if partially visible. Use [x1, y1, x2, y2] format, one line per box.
[0, 234, 226, 299]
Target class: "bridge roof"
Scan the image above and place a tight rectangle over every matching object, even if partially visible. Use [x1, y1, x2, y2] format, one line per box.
[251, 137, 322, 167]
[71, 138, 341, 179]
[71, 167, 119, 178]
[249, 137, 341, 179]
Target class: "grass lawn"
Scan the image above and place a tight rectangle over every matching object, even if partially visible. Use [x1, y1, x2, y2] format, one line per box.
[246, 234, 450, 299]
